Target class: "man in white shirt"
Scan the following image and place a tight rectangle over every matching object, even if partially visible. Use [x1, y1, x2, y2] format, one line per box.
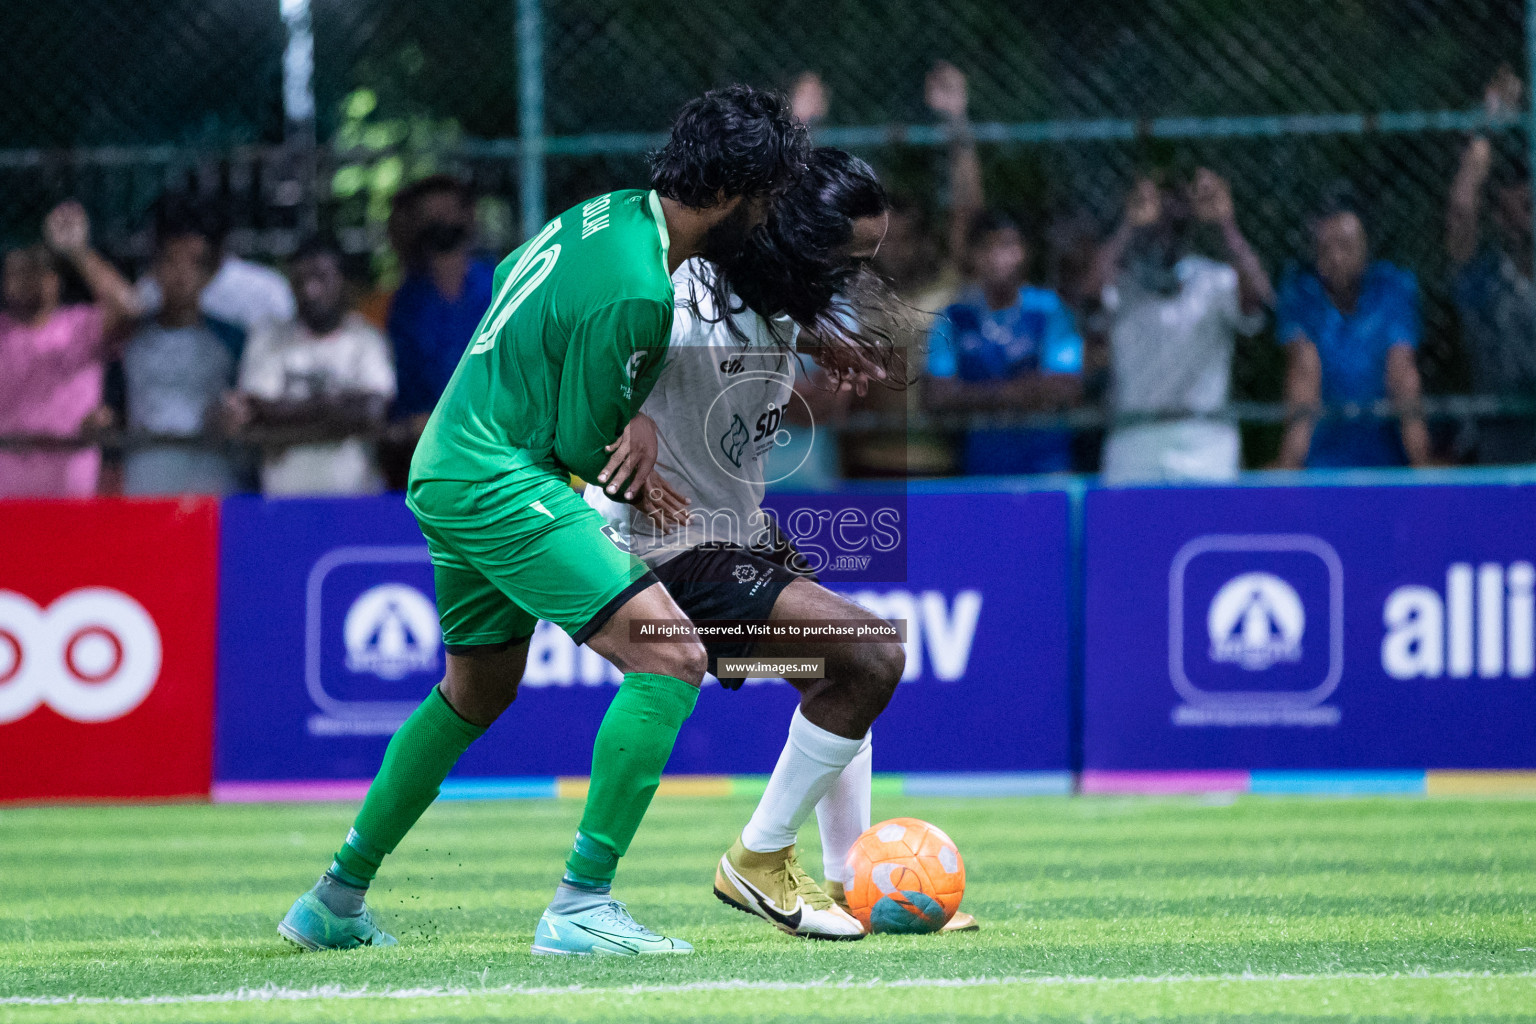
[1088, 170, 1273, 484]
[228, 236, 395, 496]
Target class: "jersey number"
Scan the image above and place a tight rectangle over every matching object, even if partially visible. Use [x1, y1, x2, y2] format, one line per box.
[469, 217, 563, 355]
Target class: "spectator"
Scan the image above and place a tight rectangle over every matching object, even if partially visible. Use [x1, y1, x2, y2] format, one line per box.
[137, 195, 295, 333]
[121, 203, 244, 495]
[1089, 169, 1273, 485]
[229, 235, 395, 496]
[383, 175, 493, 487]
[1275, 199, 1429, 469]
[1447, 68, 1536, 464]
[872, 62, 980, 313]
[0, 201, 138, 497]
[850, 61, 984, 478]
[924, 211, 1083, 474]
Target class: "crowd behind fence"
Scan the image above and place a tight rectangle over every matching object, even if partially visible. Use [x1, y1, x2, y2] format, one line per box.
[2, 0, 1536, 497]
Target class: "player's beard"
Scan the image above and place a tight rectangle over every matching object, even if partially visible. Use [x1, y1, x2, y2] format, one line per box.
[698, 200, 755, 271]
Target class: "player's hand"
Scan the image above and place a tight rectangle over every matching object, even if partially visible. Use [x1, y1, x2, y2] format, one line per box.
[1191, 168, 1235, 227]
[1125, 178, 1161, 229]
[599, 413, 660, 501]
[924, 61, 968, 121]
[634, 473, 691, 532]
[807, 339, 886, 397]
[44, 200, 91, 257]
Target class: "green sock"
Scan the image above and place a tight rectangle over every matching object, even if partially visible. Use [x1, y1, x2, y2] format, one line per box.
[564, 672, 699, 885]
[330, 686, 486, 887]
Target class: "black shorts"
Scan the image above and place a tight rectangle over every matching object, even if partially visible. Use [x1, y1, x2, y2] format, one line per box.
[652, 544, 817, 689]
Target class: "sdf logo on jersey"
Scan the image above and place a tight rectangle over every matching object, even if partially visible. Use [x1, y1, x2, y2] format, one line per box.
[1169, 535, 1343, 727]
[0, 588, 162, 725]
[306, 547, 442, 736]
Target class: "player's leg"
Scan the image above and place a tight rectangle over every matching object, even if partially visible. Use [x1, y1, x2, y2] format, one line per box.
[280, 631, 530, 950]
[532, 580, 706, 956]
[713, 577, 902, 937]
[814, 730, 871, 906]
[441, 476, 703, 955]
[813, 739, 978, 933]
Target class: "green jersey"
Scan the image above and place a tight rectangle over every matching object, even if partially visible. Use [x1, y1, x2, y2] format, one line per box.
[411, 189, 674, 486]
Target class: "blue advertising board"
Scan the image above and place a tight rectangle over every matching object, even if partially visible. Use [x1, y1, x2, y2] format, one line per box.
[1084, 484, 1536, 770]
[216, 489, 1070, 783]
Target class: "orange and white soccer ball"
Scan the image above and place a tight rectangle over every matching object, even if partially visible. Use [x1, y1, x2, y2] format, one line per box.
[843, 817, 965, 933]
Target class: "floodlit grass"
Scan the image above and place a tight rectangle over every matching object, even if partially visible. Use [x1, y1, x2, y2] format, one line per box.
[2, 795, 1534, 1022]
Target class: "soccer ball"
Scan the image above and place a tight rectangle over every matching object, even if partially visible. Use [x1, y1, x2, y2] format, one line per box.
[843, 817, 965, 934]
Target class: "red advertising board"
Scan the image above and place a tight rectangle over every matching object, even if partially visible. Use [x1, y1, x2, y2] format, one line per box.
[0, 498, 219, 801]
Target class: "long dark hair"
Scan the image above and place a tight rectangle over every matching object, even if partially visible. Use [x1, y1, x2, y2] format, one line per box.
[706, 147, 908, 384]
[650, 86, 809, 208]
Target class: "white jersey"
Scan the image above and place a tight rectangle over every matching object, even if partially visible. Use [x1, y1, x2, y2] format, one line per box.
[585, 258, 799, 567]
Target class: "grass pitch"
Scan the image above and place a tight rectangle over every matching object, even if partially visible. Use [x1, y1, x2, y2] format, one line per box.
[1, 794, 1533, 1022]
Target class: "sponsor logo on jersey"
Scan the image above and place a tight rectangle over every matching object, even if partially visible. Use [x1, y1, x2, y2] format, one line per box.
[721, 414, 751, 468]
[601, 525, 633, 553]
[732, 564, 759, 584]
[622, 351, 649, 400]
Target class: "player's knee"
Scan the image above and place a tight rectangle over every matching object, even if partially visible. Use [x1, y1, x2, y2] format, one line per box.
[641, 640, 707, 687]
[675, 641, 709, 686]
[439, 673, 519, 728]
[857, 640, 905, 707]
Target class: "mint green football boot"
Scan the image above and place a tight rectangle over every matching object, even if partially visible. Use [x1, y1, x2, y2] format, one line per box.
[531, 900, 693, 956]
[278, 891, 398, 950]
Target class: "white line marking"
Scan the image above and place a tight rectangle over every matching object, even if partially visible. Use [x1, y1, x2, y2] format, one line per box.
[3, 970, 1533, 1007]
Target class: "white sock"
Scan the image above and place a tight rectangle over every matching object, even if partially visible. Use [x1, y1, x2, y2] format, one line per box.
[741, 707, 867, 853]
[815, 732, 872, 884]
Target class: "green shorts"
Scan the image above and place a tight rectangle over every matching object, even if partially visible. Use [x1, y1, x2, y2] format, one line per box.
[408, 470, 656, 651]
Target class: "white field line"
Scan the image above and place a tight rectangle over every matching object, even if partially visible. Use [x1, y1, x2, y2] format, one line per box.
[3, 970, 1534, 1007]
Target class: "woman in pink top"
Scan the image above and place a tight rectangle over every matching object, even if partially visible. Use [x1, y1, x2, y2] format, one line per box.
[0, 202, 138, 497]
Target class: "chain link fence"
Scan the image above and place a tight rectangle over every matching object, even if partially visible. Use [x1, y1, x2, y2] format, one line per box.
[2, 0, 1532, 469]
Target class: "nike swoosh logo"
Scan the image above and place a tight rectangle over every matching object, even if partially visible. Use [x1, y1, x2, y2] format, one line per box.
[570, 921, 644, 952]
[722, 859, 803, 931]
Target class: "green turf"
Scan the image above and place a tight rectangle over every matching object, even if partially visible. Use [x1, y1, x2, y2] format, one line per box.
[1, 794, 1534, 1022]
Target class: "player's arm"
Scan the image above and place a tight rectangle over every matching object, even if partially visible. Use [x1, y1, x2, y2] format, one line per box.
[553, 296, 672, 487]
[596, 412, 690, 527]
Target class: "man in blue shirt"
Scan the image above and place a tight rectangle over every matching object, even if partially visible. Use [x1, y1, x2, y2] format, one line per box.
[382, 176, 495, 486]
[1275, 204, 1429, 469]
[924, 211, 1083, 474]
